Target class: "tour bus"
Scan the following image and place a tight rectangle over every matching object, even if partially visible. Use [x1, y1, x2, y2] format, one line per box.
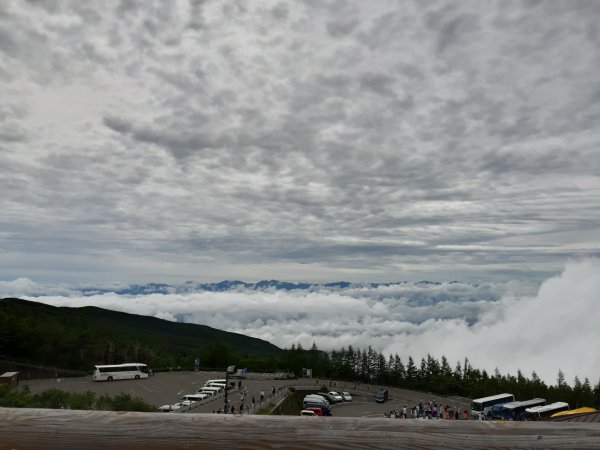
[524, 402, 569, 421]
[470, 393, 515, 418]
[93, 363, 151, 381]
[493, 398, 546, 420]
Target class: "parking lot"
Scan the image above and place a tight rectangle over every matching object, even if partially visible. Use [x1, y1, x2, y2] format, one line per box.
[21, 372, 471, 417]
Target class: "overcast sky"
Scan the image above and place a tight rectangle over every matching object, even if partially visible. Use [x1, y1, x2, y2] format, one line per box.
[1, 0, 600, 286]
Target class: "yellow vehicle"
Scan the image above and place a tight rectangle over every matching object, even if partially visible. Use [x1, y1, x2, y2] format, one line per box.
[551, 407, 597, 418]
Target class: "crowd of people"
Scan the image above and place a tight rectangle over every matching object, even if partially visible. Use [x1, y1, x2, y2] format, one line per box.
[384, 401, 470, 420]
[212, 383, 283, 414]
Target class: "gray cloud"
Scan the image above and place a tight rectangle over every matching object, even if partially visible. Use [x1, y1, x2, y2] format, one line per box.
[0, 0, 598, 287]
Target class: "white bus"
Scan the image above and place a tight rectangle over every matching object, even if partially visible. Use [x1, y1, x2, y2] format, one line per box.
[524, 402, 570, 421]
[493, 398, 546, 420]
[93, 363, 151, 381]
[471, 393, 515, 418]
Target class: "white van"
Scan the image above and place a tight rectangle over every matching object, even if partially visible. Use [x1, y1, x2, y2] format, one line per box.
[205, 382, 227, 390]
[197, 389, 216, 396]
[204, 379, 227, 385]
[198, 386, 222, 395]
[181, 393, 208, 403]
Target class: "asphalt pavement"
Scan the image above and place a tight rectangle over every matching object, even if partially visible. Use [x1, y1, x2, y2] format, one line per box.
[21, 372, 472, 418]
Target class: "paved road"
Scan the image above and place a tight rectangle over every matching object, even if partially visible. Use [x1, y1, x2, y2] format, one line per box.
[22, 372, 471, 418]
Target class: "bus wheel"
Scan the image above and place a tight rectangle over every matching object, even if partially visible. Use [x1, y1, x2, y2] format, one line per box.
[107, 376, 113, 381]
[135, 375, 140, 379]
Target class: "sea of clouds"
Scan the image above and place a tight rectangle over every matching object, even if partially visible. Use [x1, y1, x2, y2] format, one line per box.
[2, 259, 599, 386]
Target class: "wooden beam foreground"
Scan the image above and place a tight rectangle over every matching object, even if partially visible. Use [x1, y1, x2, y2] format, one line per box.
[2, 408, 600, 450]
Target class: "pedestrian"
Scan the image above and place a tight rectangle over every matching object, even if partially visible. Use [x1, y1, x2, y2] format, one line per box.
[251, 395, 256, 409]
[238, 380, 242, 389]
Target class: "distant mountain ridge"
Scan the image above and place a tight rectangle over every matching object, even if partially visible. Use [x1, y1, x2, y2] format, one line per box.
[78, 279, 448, 296]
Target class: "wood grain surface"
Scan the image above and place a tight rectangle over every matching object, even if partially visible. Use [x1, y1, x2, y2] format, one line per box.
[2, 408, 600, 449]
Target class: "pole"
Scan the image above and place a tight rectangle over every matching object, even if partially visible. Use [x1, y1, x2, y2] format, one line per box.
[224, 370, 229, 413]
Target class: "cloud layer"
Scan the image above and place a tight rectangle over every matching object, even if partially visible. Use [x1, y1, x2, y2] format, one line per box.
[7, 258, 599, 386]
[1, 1, 599, 284]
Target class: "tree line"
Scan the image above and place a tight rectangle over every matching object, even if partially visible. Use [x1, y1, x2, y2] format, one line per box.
[0, 384, 155, 411]
[280, 343, 600, 409]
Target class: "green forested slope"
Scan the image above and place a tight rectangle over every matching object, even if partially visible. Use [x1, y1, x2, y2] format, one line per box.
[0, 298, 282, 372]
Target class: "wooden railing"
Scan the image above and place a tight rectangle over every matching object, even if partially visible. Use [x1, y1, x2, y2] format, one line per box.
[2, 407, 600, 449]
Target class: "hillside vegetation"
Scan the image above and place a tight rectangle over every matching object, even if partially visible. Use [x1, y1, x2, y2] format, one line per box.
[0, 298, 282, 373]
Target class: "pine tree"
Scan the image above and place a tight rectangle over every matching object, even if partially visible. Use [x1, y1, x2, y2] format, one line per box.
[406, 356, 417, 386]
[440, 355, 452, 377]
[454, 361, 462, 381]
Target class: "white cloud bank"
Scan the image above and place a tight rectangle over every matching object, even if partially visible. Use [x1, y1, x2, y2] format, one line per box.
[4, 259, 598, 385]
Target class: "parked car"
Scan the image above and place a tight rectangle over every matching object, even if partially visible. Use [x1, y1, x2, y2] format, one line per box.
[203, 379, 227, 385]
[376, 388, 389, 403]
[205, 382, 227, 388]
[305, 405, 332, 416]
[315, 392, 337, 404]
[158, 402, 183, 412]
[301, 409, 317, 416]
[329, 391, 344, 402]
[198, 386, 222, 395]
[197, 388, 218, 396]
[180, 393, 208, 403]
[341, 392, 353, 402]
[303, 396, 329, 409]
[304, 394, 329, 404]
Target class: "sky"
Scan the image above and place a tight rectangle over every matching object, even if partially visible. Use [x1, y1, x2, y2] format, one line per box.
[1, 1, 600, 386]
[1, 0, 599, 285]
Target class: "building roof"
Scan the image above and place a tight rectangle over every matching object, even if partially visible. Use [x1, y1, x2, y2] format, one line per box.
[0, 372, 19, 377]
